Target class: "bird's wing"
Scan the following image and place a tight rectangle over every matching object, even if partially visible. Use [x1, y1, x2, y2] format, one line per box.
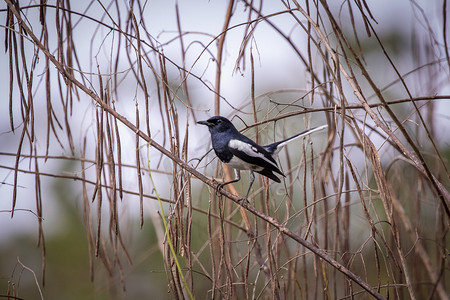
[228, 138, 283, 176]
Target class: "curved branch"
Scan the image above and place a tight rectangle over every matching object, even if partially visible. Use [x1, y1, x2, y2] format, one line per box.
[4, 1, 386, 298]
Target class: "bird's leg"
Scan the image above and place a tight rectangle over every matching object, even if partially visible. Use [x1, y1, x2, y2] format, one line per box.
[244, 170, 256, 201]
[216, 169, 241, 195]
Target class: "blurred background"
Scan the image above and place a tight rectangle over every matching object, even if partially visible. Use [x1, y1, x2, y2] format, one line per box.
[0, 0, 449, 299]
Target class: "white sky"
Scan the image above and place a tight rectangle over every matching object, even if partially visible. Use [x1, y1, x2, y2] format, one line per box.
[0, 0, 449, 243]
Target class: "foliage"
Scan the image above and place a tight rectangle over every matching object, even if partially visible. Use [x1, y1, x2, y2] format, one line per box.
[1, 0, 449, 299]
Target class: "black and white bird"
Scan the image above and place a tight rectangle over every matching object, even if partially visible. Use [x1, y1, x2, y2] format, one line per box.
[198, 116, 327, 199]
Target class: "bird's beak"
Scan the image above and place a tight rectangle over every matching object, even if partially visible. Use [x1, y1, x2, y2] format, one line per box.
[197, 120, 211, 126]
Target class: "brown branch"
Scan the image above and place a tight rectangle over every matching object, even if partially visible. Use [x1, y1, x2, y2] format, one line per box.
[317, 0, 450, 217]
[0, 163, 246, 232]
[4, 2, 386, 298]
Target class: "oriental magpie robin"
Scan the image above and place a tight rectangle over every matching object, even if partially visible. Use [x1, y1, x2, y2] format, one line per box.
[198, 116, 327, 199]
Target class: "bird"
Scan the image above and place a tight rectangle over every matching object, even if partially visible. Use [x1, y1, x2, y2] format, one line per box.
[198, 116, 328, 199]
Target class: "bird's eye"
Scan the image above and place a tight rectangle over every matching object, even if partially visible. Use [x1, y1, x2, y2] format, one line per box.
[216, 119, 222, 123]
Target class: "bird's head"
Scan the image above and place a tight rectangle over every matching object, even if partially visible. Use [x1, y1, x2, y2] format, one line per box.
[197, 116, 236, 133]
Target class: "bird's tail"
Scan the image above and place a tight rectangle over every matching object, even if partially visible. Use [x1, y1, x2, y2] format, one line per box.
[263, 124, 328, 155]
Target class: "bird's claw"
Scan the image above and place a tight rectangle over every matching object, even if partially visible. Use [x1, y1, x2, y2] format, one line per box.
[215, 181, 249, 205]
[238, 197, 249, 205]
[215, 182, 225, 196]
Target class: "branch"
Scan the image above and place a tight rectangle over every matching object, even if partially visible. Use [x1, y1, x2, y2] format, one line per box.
[4, 1, 386, 298]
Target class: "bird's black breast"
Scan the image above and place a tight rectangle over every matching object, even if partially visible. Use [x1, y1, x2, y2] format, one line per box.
[210, 131, 233, 163]
[214, 147, 233, 163]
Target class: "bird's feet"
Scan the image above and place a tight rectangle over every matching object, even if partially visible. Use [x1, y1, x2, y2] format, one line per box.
[215, 181, 248, 205]
[238, 197, 249, 205]
[215, 182, 225, 196]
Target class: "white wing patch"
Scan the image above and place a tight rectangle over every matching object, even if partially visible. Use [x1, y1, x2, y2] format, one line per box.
[228, 139, 278, 170]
